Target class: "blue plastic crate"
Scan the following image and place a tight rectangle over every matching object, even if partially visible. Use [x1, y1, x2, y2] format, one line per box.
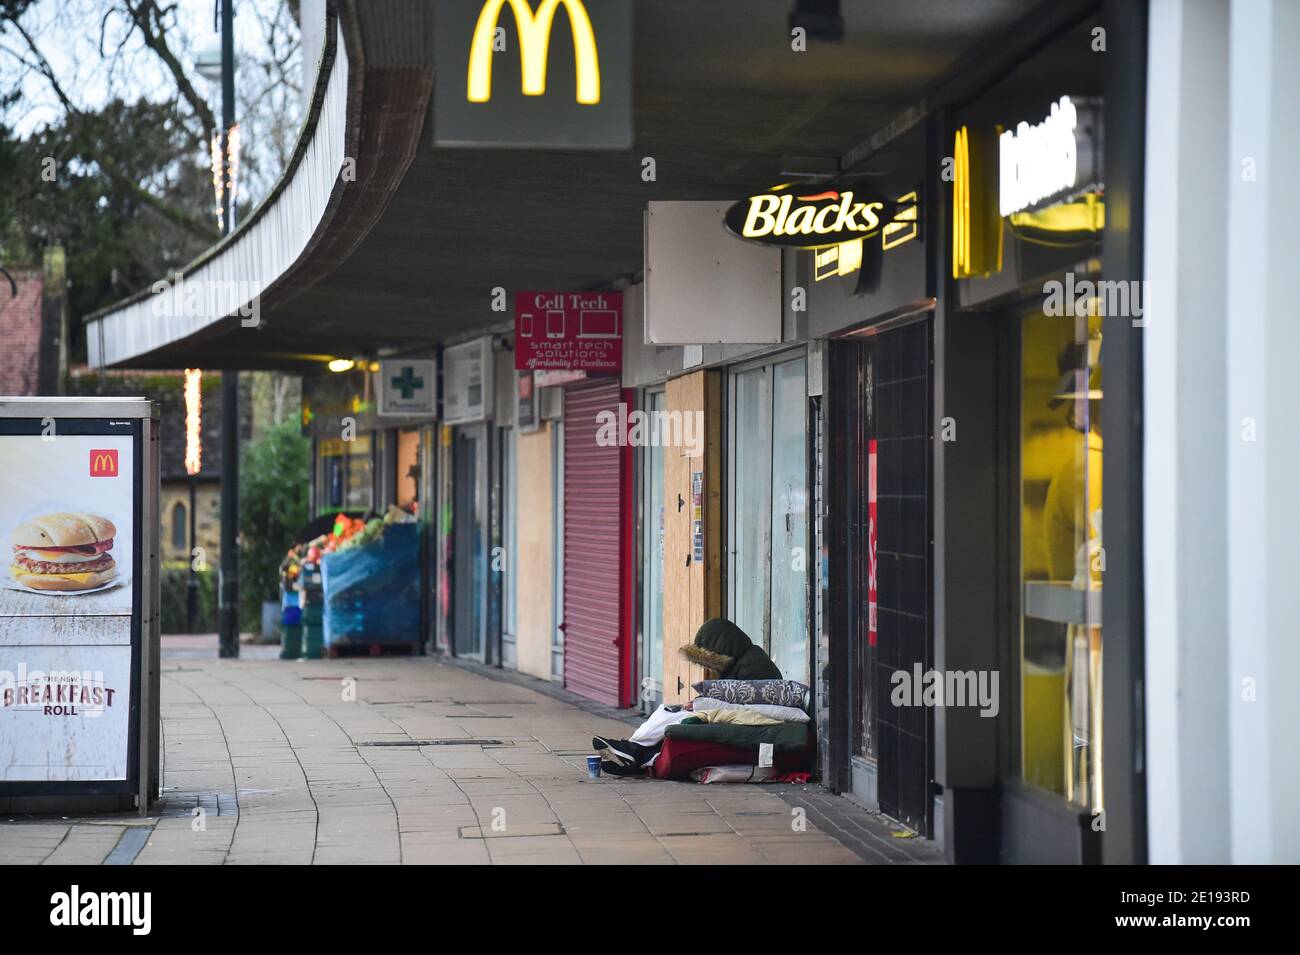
[320, 524, 420, 648]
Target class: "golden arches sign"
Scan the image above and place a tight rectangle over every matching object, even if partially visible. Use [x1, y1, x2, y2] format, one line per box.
[466, 0, 601, 105]
[91, 452, 118, 476]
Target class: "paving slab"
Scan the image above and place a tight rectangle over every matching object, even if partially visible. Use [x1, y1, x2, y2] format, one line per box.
[0, 636, 944, 865]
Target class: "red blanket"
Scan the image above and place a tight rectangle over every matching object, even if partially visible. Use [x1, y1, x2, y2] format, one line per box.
[650, 735, 812, 780]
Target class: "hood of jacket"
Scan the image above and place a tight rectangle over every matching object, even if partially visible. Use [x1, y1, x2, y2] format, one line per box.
[679, 618, 755, 675]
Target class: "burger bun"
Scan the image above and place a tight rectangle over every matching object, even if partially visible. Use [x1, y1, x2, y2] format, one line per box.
[11, 512, 116, 549]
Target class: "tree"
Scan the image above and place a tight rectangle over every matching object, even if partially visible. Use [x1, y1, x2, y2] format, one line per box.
[0, 0, 302, 356]
[238, 418, 310, 629]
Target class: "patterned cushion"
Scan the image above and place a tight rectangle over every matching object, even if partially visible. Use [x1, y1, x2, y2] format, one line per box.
[692, 679, 809, 709]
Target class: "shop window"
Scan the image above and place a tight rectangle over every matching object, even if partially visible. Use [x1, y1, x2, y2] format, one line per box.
[1019, 309, 1103, 811]
[317, 435, 373, 514]
[171, 501, 186, 553]
[397, 428, 420, 510]
[728, 357, 809, 684]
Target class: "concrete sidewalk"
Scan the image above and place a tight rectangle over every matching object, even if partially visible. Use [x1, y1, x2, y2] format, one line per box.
[0, 638, 942, 865]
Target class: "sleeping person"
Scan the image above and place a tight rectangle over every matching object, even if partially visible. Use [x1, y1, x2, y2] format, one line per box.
[593, 618, 781, 775]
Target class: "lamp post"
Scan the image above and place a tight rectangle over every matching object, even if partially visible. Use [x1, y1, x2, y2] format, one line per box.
[199, 0, 241, 658]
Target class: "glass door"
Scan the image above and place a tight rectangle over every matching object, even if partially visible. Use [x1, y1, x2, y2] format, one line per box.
[730, 367, 772, 645]
[641, 390, 666, 710]
[452, 425, 487, 659]
[728, 354, 810, 686]
[769, 359, 809, 681]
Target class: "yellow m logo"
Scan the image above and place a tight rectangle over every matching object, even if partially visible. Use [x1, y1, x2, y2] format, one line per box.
[467, 0, 601, 105]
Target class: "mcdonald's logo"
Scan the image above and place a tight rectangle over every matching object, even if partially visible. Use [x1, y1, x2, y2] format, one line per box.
[466, 0, 601, 105]
[89, 449, 119, 477]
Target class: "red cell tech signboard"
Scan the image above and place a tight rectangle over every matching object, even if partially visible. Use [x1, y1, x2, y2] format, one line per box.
[515, 290, 623, 374]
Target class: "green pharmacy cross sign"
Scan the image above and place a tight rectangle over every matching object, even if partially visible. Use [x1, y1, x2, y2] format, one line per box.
[390, 366, 425, 400]
[378, 360, 436, 417]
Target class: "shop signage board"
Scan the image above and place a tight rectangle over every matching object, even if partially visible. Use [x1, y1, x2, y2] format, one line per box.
[998, 95, 1102, 216]
[724, 180, 902, 249]
[443, 338, 495, 424]
[0, 398, 159, 812]
[433, 0, 633, 149]
[378, 360, 437, 417]
[515, 290, 622, 374]
[645, 201, 781, 345]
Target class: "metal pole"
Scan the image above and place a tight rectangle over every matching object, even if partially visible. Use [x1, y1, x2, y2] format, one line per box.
[217, 0, 239, 657]
[187, 475, 198, 631]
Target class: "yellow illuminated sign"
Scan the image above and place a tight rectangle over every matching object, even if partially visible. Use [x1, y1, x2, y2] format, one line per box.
[882, 191, 919, 250]
[467, 0, 601, 105]
[1009, 191, 1105, 234]
[952, 126, 1003, 279]
[739, 190, 883, 243]
[813, 239, 864, 281]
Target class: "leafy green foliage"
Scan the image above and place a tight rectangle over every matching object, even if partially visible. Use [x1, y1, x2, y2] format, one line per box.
[0, 100, 214, 359]
[160, 563, 217, 633]
[239, 419, 310, 625]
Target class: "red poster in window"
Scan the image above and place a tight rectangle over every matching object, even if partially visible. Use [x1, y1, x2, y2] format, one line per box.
[515, 291, 622, 374]
[868, 439, 877, 646]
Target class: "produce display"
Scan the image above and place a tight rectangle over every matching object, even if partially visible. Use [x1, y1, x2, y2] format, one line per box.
[279, 504, 420, 655]
[280, 505, 416, 585]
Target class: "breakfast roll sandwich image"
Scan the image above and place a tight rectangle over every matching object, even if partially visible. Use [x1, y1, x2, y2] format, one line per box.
[10, 512, 118, 592]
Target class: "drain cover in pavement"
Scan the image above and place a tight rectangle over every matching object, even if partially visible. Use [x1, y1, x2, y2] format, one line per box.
[357, 739, 509, 747]
[460, 822, 564, 839]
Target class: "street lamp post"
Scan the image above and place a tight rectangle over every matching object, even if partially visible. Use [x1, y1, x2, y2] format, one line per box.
[216, 0, 239, 658]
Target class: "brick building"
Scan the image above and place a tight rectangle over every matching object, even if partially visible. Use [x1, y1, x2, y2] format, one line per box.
[0, 268, 46, 395]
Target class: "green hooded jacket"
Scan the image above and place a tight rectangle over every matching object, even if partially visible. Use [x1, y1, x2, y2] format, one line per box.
[679, 618, 782, 681]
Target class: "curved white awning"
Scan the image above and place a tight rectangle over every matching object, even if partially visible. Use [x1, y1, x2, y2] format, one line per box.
[86, 18, 349, 368]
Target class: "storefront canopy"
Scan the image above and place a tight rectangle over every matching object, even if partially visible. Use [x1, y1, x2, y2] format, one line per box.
[87, 0, 1043, 371]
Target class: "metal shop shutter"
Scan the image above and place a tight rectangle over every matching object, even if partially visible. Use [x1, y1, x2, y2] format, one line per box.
[562, 378, 624, 706]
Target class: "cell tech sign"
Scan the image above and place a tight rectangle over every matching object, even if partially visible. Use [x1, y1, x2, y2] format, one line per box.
[724, 182, 894, 249]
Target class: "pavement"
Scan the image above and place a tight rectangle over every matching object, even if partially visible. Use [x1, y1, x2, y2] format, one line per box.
[0, 636, 943, 865]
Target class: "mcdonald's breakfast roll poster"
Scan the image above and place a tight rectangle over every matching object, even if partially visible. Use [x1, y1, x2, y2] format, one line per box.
[0, 434, 134, 614]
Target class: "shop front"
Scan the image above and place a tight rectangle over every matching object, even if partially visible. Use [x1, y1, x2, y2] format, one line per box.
[932, 5, 1146, 863]
[438, 338, 499, 664]
[513, 291, 634, 708]
[559, 376, 634, 707]
[299, 360, 438, 658]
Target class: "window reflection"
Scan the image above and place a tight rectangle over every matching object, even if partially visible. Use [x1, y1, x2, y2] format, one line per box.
[1020, 308, 1103, 810]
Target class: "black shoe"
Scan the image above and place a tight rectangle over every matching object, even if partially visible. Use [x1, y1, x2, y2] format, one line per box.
[592, 736, 642, 766]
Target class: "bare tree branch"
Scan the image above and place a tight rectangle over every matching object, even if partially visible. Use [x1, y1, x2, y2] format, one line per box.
[123, 0, 216, 136]
[2, 9, 218, 243]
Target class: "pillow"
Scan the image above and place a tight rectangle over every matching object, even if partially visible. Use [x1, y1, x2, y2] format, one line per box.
[690, 696, 811, 723]
[692, 678, 809, 709]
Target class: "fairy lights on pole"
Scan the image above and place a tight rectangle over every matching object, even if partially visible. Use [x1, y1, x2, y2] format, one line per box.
[184, 369, 203, 476]
[209, 123, 240, 232]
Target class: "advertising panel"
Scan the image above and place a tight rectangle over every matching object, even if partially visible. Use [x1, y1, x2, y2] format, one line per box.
[0, 420, 140, 787]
